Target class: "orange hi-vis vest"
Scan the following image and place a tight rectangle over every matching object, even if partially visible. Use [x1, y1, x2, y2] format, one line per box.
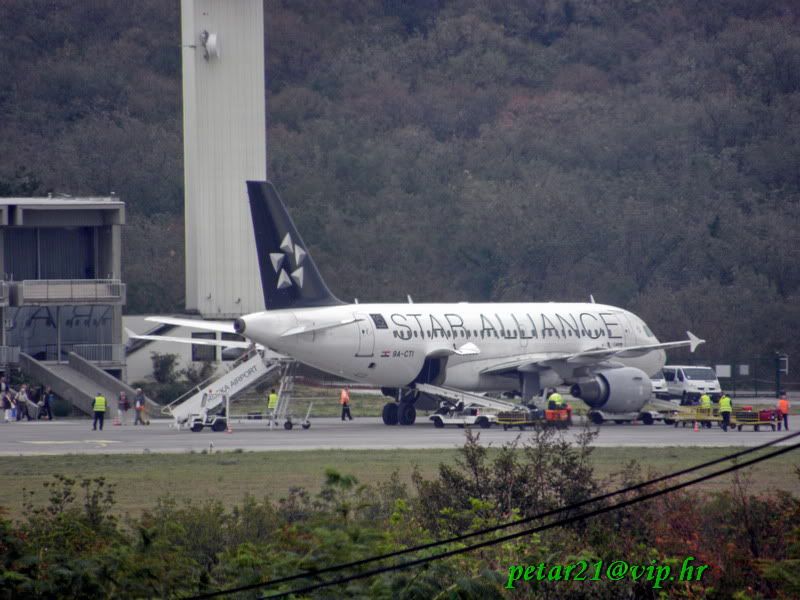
[340, 389, 350, 405]
[778, 398, 789, 415]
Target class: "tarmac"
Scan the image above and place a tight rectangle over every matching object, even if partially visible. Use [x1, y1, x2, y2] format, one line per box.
[0, 416, 797, 456]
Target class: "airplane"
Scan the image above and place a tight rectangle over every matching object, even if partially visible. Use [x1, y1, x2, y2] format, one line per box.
[148, 180, 704, 426]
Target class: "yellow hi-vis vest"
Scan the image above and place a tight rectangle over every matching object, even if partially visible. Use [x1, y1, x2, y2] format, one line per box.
[700, 394, 711, 408]
[268, 393, 279, 410]
[718, 395, 732, 413]
[94, 395, 107, 412]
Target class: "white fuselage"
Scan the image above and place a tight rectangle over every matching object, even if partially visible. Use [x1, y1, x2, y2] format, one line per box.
[238, 302, 666, 392]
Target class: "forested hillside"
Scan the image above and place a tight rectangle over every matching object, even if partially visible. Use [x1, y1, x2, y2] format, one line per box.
[1, 0, 799, 364]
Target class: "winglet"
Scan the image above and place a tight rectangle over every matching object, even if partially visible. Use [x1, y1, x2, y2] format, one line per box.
[687, 331, 705, 353]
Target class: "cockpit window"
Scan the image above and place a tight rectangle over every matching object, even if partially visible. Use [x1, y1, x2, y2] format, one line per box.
[370, 314, 388, 329]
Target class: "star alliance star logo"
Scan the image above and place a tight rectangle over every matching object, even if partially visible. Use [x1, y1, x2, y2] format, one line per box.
[269, 233, 306, 290]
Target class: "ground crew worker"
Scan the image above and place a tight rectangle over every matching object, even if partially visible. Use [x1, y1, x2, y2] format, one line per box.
[265, 388, 279, 429]
[699, 393, 712, 428]
[777, 392, 790, 431]
[340, 386, 353, 421]
[547, 389, 563, 410]
[718, 392, 732, 432]
[92, 392, 107, 431]
[267, 389, 279, 418]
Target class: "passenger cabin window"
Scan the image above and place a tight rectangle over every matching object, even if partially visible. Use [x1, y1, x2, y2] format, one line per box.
[370, 314, 388, 329]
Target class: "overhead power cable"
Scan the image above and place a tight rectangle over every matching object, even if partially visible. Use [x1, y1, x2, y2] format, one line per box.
[187, 430, 800, 600]
[259, 438, 800, 599]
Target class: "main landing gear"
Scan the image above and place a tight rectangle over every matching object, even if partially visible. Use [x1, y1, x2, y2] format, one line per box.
[381, 389, 417, 426]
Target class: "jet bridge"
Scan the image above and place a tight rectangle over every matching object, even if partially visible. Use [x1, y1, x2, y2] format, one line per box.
[414, 384, 525, 413]
[163, 348, 279, 428]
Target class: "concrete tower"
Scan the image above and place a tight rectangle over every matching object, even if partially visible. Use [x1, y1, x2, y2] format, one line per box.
[181, 0, 266, 317]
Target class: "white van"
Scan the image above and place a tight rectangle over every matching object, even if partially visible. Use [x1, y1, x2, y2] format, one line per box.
[662, 366, 721, 405]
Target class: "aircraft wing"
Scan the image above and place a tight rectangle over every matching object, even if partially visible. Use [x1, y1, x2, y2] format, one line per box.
[563, 331, 704, 364]
[145, 316, 236, 334]
[480, 332, 704, 376]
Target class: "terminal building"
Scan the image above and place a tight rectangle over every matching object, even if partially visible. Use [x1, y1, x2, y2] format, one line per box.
[0, 196, 146, 416]
[0, 1, 272, 416]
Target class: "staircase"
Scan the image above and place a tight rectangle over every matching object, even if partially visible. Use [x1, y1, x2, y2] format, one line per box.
[162, 349, 279, 427]
[19, 352, 158, 417]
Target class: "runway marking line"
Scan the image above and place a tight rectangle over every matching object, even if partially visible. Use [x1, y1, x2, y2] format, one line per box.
[22, 440, 120, 447]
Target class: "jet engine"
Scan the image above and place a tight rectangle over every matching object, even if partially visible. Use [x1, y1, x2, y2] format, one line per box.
[569, 367, 651, 413]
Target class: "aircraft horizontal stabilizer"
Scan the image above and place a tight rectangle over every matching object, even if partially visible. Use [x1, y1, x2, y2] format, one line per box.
[145, 316, 236, 334]
[127, 329, 285, 359]
[128, 331, 252, 349]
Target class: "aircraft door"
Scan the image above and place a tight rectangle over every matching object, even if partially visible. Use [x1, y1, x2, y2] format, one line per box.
[617, 312, 637, 346]
[513, 314, 528, 348]
[354, 313, 375, 357]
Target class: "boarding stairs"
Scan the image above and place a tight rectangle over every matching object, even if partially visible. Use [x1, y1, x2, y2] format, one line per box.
[414, 384, 525, 413]
[163, 348, 280, 428]
[267, 360, 309, 429]
[19, 351, 158, 418]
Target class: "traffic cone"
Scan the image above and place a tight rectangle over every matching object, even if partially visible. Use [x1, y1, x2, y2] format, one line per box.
[693, 420, 699, 432]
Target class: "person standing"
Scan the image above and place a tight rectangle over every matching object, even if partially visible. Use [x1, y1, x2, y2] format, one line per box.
[718, 392, 733, 432]
[340, 386, 353, 421]
[16, 384, 33, 421]
[777, 392, 790, 431]
[1, 391, 11, 423]
[92, 392, 107, 431]
[134, 388, 145, 425]
[41, 386, 54, 420]
[699, 393, 712, 428]
[267, 388, 279, 415]
[118, 391, 130, 425]
[547, 389, 564, 410]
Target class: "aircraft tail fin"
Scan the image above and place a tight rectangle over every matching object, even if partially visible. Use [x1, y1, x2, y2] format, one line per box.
[246, 181, 343, 310]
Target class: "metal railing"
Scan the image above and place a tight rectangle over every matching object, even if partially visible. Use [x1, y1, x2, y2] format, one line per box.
[0, 345, 20, 365]
[71, 344, 124, 365]
[18, 279, 125, 303]
[163, 347, 260, 415]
